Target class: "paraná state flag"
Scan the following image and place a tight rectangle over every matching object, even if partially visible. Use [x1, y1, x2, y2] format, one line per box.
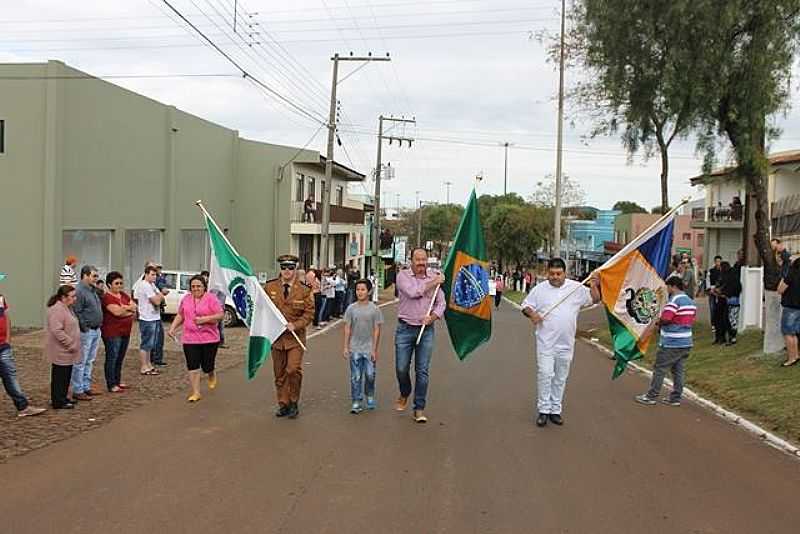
[205, 213, 287, 380]
[597, 212, 676, 378]
[442, 189, 492, 360]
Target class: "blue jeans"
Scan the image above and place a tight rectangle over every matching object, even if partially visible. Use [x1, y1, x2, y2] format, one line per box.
[350, 352, 376, 401]
[103, 336, 129, 390]
[150, 320, 165, 364]
[0, 344, 29, 411]
[72, 328, 100, 394]
[394, 321, 434, 410]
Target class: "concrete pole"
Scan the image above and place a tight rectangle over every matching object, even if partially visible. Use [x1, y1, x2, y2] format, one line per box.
[503, 142, 509, 196]
[321, 54, 339, 269]
[372, 115, 384, 264]
[553, 0, 566, 258]
[415, 191, 421, 247]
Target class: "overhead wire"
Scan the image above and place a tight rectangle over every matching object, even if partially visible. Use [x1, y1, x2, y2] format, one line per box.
[156, 0, 326, 126]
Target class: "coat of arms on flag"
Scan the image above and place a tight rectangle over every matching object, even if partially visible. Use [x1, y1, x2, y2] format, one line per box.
[597, 211, 677, 378]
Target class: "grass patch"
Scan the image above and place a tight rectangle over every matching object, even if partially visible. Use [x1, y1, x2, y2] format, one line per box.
[503, 290, 525, 305]
[587, 321, 800, 444]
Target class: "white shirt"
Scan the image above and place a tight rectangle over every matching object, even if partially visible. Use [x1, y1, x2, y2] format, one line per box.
[522, 279, 593, 355]
[488, 279, 497, 296]
[134, 281, 161, 321]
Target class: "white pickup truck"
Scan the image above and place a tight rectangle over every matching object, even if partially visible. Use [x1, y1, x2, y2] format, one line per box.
[160, 270, 241, 328]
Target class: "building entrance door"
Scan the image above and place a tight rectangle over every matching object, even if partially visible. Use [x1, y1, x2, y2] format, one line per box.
[299, 234, 313, 269]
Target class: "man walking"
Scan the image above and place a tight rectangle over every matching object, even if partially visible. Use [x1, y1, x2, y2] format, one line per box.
[521, 258, 601, 427]
[635, 276, 696, 406]
[394, 248, 445, 423]
[0, 273, 46, 417]
[71, 265, 104, 401]
[264, 255, 315, 419]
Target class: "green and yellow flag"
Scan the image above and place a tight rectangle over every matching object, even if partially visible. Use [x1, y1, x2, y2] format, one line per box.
[442, 189, 492, 360]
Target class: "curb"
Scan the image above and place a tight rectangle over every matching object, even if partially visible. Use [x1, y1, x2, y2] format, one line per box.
[503, 295, 800, 460]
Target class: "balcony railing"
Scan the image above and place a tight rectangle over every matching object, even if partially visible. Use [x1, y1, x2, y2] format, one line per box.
[291, 201, 365, 225]
[701, 205, 744, 222]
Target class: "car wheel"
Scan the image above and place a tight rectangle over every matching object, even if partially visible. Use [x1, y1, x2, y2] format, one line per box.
[223, 306, 238, 328]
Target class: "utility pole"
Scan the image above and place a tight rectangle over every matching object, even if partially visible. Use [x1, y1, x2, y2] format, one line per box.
[415, 190, 422, 247]
[502, 142, 513, 195]
[372, 114, 415, 268]
[322, 52, 390, 269]
[552, 0, 566, 258]
[444, 181, 453, 205]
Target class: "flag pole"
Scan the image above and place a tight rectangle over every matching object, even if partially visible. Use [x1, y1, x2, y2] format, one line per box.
[536, 198, 691, 320]
[415, 284, 440, 345]
[195, 200, 307, 352]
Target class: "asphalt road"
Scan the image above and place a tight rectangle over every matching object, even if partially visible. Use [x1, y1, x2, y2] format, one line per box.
[2, 301, 799, 534]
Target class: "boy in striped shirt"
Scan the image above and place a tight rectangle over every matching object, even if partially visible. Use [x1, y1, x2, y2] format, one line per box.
[636, 276, 696, 407]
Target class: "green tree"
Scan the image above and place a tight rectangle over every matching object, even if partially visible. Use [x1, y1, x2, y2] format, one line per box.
[566, 0, 705, 213]
[612, 201, 647, 214]
[485, 204, 549, 268]
[693, 0, 800, 289]
[420, 204, 464, 260]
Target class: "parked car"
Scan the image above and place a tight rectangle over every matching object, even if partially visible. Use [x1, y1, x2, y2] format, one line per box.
[161, 270, 241, 328]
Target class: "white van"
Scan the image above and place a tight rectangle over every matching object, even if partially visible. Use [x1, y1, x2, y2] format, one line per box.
[160, 270, 241, 328]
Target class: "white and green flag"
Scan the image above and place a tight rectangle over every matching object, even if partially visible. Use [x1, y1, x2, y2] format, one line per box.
[205, 213, 286, 380]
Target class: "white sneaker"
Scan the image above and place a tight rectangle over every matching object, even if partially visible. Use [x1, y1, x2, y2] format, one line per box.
[350, 402, 363, 414]
[634, 394, 657, 406]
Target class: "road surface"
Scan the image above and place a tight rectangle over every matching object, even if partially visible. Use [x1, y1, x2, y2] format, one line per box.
[1, 301, 799, 533]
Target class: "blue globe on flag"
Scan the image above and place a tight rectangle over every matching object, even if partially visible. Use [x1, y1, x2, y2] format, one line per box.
[453, 263, 490, 309]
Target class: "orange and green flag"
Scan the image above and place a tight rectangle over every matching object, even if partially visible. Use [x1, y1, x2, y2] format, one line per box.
[442, 189, 492, 360]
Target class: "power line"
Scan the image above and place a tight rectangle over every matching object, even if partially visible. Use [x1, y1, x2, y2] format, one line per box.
[157, 0, 325, 126]
[0, 73, 239, 80]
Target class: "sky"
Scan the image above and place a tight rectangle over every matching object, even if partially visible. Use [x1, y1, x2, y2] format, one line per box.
[4, 0, 800, 210]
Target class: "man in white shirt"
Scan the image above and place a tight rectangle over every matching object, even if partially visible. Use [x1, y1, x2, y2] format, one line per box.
[133, 266, 164, 376]
[521, 258, 601, 427]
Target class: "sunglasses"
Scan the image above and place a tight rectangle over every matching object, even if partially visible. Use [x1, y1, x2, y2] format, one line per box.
[280, 264, 296, 271]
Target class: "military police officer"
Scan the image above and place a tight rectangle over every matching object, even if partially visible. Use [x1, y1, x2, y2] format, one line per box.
[264, 255, 315, 419]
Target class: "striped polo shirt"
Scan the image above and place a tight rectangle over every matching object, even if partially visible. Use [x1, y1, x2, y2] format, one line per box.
[659, 292, 696, 348]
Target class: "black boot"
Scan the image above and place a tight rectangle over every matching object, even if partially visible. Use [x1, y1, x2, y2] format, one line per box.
[287, 402, 300, 419]
[536, 413, 548, 427]
[275, 404, 289, 417]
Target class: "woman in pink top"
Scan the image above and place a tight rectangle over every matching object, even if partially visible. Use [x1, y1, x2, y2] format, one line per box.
[168, 275, 224, 403]
[494, 276, 504, 309]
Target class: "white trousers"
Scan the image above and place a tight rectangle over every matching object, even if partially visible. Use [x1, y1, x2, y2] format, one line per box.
[536, 350, 574, 415]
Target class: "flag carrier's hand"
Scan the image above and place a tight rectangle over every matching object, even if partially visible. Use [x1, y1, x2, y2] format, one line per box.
[286, 322, 296, 332]
[523, 307, 543, 326]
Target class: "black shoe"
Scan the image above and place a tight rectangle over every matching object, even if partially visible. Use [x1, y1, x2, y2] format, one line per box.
[54, 402, 75, 410]
[275, 404, 290, 417]
[549, 414, 564, 426]
[153, 361, 167, 367]
[287, 402, 300, 419]
[536, 413, 548, 427]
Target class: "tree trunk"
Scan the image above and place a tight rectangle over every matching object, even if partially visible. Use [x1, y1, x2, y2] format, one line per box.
[656, 133, 670, 213]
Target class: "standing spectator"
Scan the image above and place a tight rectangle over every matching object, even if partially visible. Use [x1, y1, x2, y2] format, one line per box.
[150, 263, 169, 366]
[334, 268, 346, 317]
[772, 238, 791, 279]
[46, 285, 81, 409]
[345, 265, 359, 310]
[59, 256, 79, 287]
[307, 267, 322, 327]
[778, 256, 800, 367]
[707, 256, 722, 329]
[322, 269, 335, 322]
[720, 258, 742, 344]
[342, 278, 384, 413]
[303, 194, 316, 222]
[494, 275, 505, 309]
[513, 269, 522, 292]
[680, 257, 696, 297]
[134, 266, 164, 376]
[635, 276, 696, 406]
[488, 276, 497, 307]
[101, 272, 136, 393]
[71, 265, 103, 401]
[712, 261, 740, 345]
[524, 270, 533, 293]
[0, 273, 46, 417]
[369, 270, 379, 303]
[201, 270, 227, 349]
[168, 275, 223, 402]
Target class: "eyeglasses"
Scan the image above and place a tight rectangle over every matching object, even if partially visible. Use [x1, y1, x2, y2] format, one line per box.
[280, 264, 296, 271]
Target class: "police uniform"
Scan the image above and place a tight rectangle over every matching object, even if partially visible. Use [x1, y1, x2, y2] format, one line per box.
[264, 255, 315, 417]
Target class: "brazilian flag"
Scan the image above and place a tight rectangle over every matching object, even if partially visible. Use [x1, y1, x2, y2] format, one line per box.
[442, 189, 492, 360]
